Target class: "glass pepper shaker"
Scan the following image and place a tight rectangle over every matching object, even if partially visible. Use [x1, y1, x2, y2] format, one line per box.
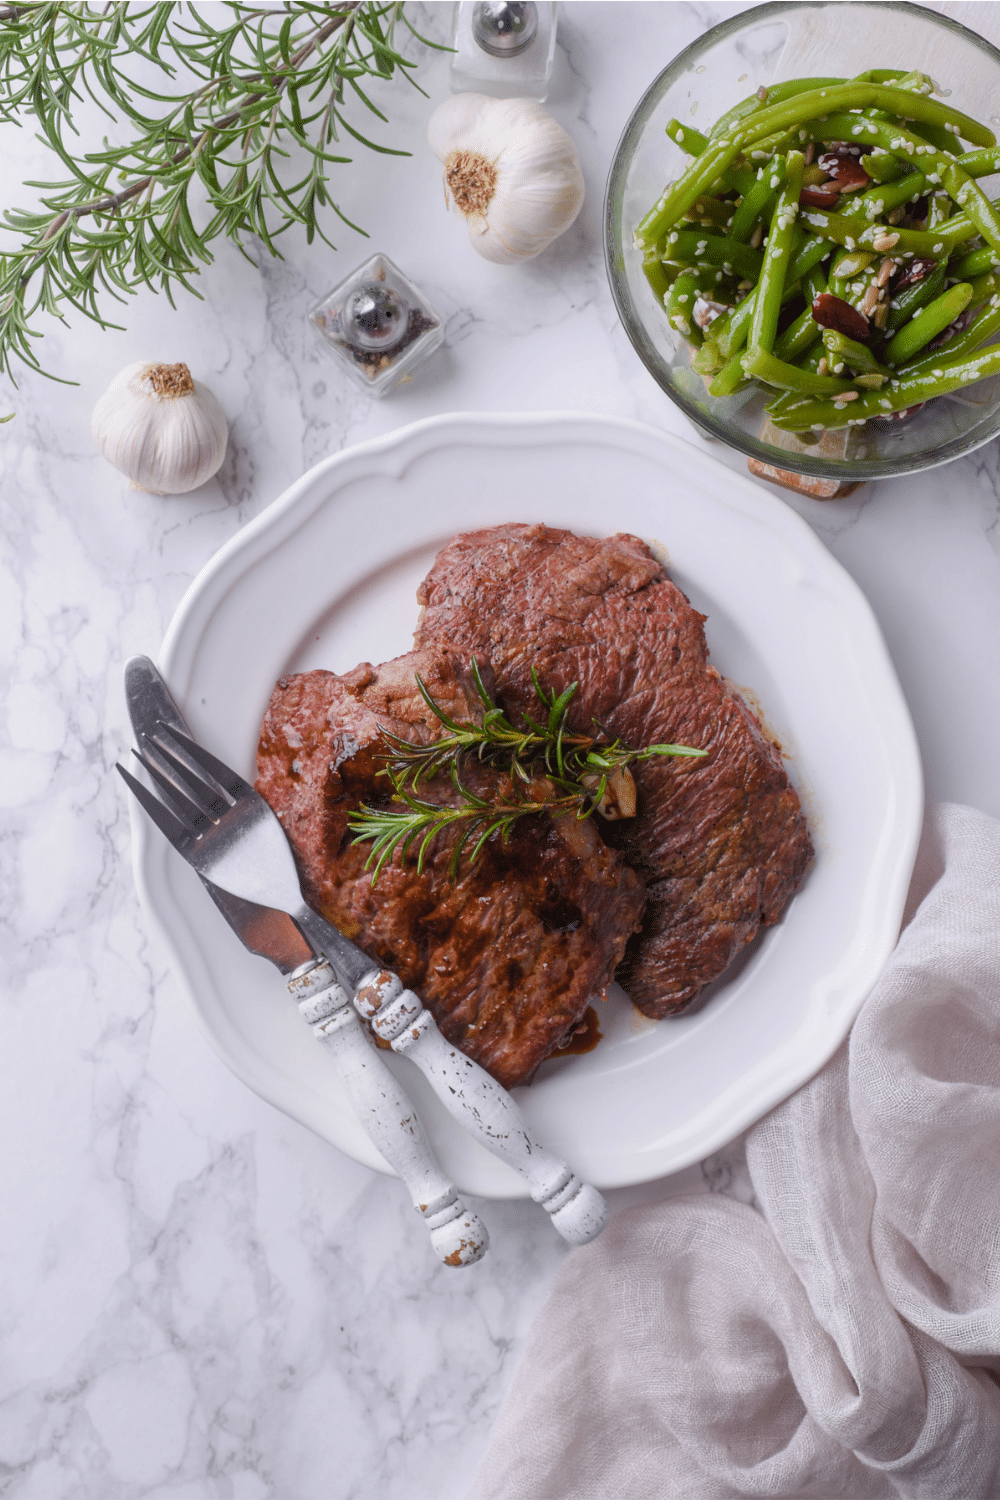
[308, 253, 444, 397]
[449, 1, 557, 102]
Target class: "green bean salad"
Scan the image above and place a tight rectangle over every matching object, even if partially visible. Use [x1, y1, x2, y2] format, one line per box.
[636, 70, 1000, 434]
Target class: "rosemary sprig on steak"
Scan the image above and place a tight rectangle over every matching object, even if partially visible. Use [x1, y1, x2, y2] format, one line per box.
[347, 661, 706, 882]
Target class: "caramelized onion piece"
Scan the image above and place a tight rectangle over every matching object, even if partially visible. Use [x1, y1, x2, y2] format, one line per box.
[800, 183, 841, 209]
[812, 292, 871, 342]
[817, 149, 871, 193]
[893, 256, 938, 292]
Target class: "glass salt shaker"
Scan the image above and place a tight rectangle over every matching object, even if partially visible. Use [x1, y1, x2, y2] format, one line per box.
[449, 1, 557, 102]
[308, 253, 444, 397]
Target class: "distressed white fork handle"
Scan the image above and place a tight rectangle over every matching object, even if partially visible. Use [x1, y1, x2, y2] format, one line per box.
[354, 970, 609, 1247]
[288, 959, 488, 1267]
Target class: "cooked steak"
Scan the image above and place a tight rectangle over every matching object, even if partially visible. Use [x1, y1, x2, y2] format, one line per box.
[414, 524, 812, 1016]
[255, 650, 646, 1088]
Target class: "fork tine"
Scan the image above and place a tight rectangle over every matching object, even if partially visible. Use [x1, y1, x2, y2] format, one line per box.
[134, 740, 217, 832]
[116, 762, 191, 850]
[158, 725, 254, 802]
[141, 731, 234, 820]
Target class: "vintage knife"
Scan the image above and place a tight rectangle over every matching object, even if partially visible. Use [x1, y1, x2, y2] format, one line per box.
[123, 656, 609, 1248]
[121, 662, 488, 1267]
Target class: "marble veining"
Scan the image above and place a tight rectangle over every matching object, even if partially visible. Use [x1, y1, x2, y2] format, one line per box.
[3, 3, 1000, 1496]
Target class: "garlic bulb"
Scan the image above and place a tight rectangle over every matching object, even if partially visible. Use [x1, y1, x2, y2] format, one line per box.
[427, 93, 584, 265]
[92, 362, 228, 495]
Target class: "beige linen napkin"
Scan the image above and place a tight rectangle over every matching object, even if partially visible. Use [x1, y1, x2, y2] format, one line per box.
[471, 804, 1000, 1499]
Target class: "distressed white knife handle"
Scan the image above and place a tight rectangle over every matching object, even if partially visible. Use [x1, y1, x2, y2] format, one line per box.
[288, 961, 488, 1267]
[354, 971, 609, 1248]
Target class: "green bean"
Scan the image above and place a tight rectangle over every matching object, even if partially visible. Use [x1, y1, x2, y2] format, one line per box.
[741, 346, 854, 395]
[883, 281, 973, 363]
[898, 292, 1000, 375]
[774, 267, 827, 363]
[786, 235, 832, 284]
[709, 273, 802, 360]
[845, 172, 927, 221]
[768, 344, 1000, 429]
[684, 195, 734, 228]
[729, 158, 785, 242]
[664, 271, 704, 345]
[948, 245, 999, 280]
[692, 338, 725, 375]
[747, 152, 804, 355]
[666, 120, 711, 157]
[852, 68, 907, 84]
[636, 83, 994, 247]
[906, 120, 957, 155]
[830, 249, 875, 279]
[796, 342, 827, 375]
[662, 230, 763, 280]
[956, 146, 1000, 177]
[773, 306, 821, 365]
[665, 119, 757, 196]
[709, 350, 751, 397]
[927, 193, 953, 231]
[821, 328, 891, 377]
[838, 264, 880, 313]
[739, 83, 993, 149]
[968, 270, 1000, 303]
[885, 261, 947, 333]
[641, 253, 674, 304]
[764, 390, 818, 423]
[799, 205, 977, 259]
[862, 151, 911, 184]
[708, 78, 845, 141]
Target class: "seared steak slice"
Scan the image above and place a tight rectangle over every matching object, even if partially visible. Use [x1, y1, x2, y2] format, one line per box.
[255, 650, 646, 1088]
[414, 524, 812, 1016]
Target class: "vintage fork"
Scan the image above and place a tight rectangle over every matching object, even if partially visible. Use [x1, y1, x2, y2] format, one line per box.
[119, 730, 488, 1267]
[120, 698, 607, 1246]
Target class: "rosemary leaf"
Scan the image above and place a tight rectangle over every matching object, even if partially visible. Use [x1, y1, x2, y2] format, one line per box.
[0, 1, 425, 383]
[347, 663, 709, 883]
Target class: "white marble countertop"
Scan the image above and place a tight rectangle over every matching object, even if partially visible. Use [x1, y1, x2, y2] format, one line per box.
[4, 3, 1000, 1496]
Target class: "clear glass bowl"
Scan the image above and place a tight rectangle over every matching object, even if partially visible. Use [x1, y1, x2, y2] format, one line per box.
[604, 1, 1000, 481]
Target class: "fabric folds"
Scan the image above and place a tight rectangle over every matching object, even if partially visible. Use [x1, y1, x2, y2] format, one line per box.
[472, 804, 1000, 1499]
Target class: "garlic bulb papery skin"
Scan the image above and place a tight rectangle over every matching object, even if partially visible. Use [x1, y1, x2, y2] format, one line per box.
[427, 93, 584, 265]
[91, 362, 228, 495]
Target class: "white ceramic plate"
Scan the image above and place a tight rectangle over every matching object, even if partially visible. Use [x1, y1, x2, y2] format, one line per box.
[133, 412, 923, 1196]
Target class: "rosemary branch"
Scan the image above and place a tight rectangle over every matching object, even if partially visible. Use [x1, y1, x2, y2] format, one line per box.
[348, 662, 708, 883]
[0, 1, 443, 382]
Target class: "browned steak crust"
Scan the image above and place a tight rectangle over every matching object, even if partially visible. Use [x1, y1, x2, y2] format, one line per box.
[255, 650, 646, 1088]
[414, 524, 813, 1017]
